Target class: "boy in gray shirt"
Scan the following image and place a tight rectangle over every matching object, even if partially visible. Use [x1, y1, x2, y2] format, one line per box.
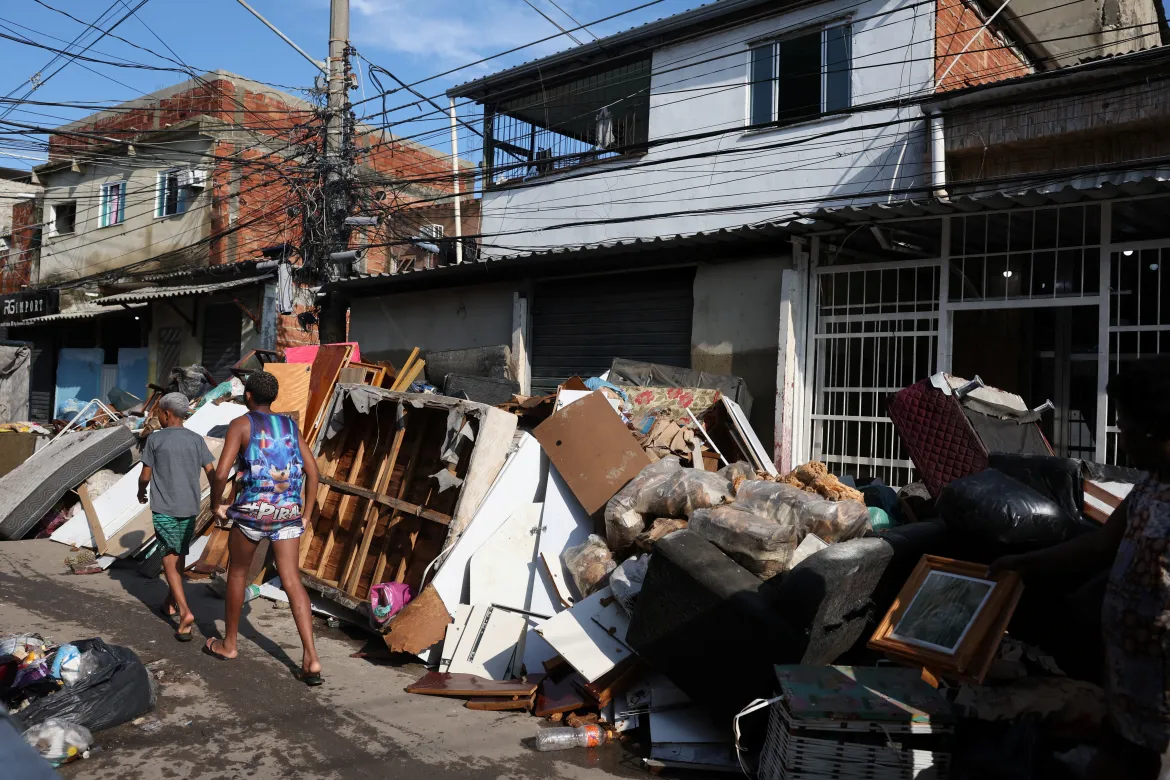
[139, 392, 215, 641]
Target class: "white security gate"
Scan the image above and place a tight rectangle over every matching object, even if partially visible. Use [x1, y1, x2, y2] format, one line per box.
[1105, 244, 1170, 464]
[808, 260, 940, 487]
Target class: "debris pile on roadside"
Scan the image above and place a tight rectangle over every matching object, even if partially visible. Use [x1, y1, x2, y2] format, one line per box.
[0, 339, 1144, 777]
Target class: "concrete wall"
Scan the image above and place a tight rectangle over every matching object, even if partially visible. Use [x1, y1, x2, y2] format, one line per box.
[478, 0, 934, 254]
[37, 139, 214, 285]
[348, 282, 518, 367]
[691, 255, 790, 439]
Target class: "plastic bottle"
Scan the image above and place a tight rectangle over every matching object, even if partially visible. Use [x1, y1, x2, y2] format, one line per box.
[533, 725, 609, 752]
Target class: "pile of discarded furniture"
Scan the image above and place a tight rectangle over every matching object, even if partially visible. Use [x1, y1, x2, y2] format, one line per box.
[0, 338, 1144, 777]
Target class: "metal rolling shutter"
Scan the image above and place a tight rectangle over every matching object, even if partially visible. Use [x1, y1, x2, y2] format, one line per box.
[201, 303, 242, 382]
[531, 270, 695, 393]
[28, 338, 53, 422]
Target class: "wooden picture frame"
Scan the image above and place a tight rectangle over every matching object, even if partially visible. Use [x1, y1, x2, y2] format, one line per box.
[869, 555, 1023, 684]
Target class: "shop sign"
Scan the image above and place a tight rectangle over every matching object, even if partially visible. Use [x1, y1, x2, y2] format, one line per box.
[0, 289, 60, 321]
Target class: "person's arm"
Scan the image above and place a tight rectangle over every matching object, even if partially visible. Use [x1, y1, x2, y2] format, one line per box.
[211, 417, 247, 520]
[992, 498, 1129, 577]
[137, 465, 152, 504]
[297, 431, 319, 528]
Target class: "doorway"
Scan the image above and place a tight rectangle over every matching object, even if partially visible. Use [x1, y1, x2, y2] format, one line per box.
[951, 306, 1099, 459]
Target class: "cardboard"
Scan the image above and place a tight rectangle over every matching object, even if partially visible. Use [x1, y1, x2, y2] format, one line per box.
[533, 391, 651, 516]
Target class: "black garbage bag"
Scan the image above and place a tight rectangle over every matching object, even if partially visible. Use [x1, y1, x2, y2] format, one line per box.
[937, 469, 1080, 549]
[15, 639, 154, 734]
[167, 365, 215, 400]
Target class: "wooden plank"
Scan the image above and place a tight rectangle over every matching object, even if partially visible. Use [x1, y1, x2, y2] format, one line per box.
[300, 424, 358, 567]
[304, 343, 354, 446]
[76, 484, 107, 556]
[314, 431, 370, 579]
[337, 426, 399, 591]
[343, 420, 409, 593]
[371, 416, 431, 587]
[268, 363, 313, 425]
[465, 695, 535, 711]
[391, 348, 420, 392]
[392, 358, 426, 393]
[405, 671, 538, 699]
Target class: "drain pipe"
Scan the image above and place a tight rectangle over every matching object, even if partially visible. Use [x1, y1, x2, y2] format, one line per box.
[449, 96, 463, 265]
[930, 111, 948, 198]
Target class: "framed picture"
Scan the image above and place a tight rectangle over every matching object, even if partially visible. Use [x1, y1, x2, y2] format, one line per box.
[869, 555, 1023, 684]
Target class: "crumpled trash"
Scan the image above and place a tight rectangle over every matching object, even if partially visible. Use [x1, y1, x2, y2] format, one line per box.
[717, 461, 757, 492]
[22, 718, 91, 767]
[610, 555, 649, 615]
[50, 645, 82, 685]
[733, 481, 870, 543]
[0, 635, 49, 664]
[563, 534, 616, 598]
[168, 365, 214, 400]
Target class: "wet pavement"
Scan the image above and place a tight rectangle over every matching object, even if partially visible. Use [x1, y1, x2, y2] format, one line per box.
[0, 540, 654, 780]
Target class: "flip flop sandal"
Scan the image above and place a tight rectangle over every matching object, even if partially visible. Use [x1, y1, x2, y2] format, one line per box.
[294, 668, 324, 687]
[160, 604, 178, 620]
[174, 629, 195, 643]
[202, 638, 233, 660]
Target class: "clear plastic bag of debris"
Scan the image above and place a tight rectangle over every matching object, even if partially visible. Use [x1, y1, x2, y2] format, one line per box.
[610, 555, 649, 615]
[604, 457, 734, 553]
[22, 719, 92, 767]
[718, 461, 759, 493]
[563, 534, 616, 598]
[733, 481, 870, 543]
[690, 506, 802, 579]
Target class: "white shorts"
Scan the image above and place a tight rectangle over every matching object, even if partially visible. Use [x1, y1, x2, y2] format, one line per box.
[235, 523, 304, 543]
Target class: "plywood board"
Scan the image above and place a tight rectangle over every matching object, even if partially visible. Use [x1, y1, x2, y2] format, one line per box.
[536, 467, 593, 607]
[469, 502, 544, 612]
[431, 433, 544, 614]
[535, 585, 632, 683]
[533, 391, 650, 516]
[446, 604, 527, 681]
[304, 344, 353, 443]
[268, 363, 313, 425]
[405, 672, 538, 699]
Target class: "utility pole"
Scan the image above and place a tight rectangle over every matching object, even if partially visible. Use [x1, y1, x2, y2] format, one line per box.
[320, 0, 353, 342]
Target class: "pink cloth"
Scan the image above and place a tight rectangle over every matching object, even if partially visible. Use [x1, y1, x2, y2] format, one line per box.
[284, 342, 361, 365]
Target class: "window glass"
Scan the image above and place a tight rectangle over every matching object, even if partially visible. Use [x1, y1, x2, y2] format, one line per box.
[825, 25, 852, 112]
[749, 45, 775, 125]
[777, 31, 822, 122]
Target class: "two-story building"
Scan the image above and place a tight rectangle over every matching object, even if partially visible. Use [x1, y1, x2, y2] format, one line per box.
[329, 0, 1166, 481]
[0, 71, 470, 420]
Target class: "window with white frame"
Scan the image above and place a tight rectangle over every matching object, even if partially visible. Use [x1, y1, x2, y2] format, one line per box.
[749, 23, 851, 126]
[100, 181, 126, 227]
[156, 169, 187, 217]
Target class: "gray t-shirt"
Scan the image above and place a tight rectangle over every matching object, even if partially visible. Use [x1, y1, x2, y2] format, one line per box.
[142, 427, 215, 517]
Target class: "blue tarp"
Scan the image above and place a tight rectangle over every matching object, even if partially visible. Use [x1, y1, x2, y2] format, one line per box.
[116, 347, 148, 403]
[54, 348, 103, 419]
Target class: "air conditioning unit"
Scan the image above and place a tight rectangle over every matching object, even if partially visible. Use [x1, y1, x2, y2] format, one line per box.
[178, 168, 207, 188]
[420, 224, 444, 240]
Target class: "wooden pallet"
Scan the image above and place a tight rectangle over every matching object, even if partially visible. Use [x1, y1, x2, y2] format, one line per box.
[298, 392, 468, 603]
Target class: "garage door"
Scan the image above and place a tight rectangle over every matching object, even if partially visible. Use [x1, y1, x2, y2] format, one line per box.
[530, 270, 695, 393]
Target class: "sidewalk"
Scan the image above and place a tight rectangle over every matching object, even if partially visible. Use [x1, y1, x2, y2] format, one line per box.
[0, 540, 644, 780]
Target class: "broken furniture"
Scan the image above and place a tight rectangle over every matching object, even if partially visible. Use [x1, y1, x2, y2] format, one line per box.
[608, 358, 754, 416]
[0, 426, 136, 541]
[887, 373, 1052, 497]
[758, 665, 955, 780]
[298, 384, 516, 655]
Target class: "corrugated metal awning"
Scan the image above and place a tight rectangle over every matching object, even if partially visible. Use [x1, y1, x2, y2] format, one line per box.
[3, 302, 147, 328]
[94, 274, 271, 306]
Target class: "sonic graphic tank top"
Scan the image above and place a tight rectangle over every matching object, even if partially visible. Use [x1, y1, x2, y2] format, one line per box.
[228, 411, 305, 532]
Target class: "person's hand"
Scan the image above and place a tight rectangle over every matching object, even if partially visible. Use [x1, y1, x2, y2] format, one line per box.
[212, 504, 229, 525]
[137, 487, 148, 504]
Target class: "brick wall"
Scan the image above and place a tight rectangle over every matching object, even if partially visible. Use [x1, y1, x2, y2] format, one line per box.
[1, 200, 40, 294]
[936, 0, 1030, 92]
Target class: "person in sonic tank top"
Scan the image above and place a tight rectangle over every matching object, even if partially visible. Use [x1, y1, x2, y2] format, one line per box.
[207, 370, 323, 685]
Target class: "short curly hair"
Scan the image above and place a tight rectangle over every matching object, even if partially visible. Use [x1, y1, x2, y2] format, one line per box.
[245, 370, 280, 406]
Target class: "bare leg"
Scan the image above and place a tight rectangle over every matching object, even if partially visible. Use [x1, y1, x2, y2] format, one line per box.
[210, 527, 259, 660]
[160, 553, 195, 635]
[271, 536, 321, 676]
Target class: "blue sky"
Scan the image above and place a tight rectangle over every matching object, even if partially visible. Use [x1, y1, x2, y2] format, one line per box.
[0, 0, 701, 167]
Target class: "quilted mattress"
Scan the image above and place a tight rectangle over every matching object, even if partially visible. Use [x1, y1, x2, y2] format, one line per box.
[0, 426, 137, 541]
[886, 379, 989, 497]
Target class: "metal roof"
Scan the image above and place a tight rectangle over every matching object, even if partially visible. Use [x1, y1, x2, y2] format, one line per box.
[3, 302, 146, 327]
[329, 171, 1170, 292]
[94, 274, 271, 306]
